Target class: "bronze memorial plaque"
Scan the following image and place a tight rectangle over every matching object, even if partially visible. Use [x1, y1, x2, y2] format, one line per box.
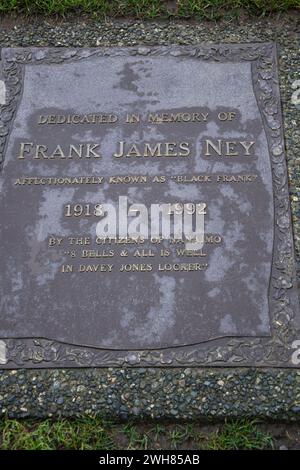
[0, 44, 299, 368]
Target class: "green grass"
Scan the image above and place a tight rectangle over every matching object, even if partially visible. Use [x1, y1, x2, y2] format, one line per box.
[0, 416, 117, 450]
[0, 417, 275, 450]
[0, 0, 298, 19]
[207, 419, 274, 450]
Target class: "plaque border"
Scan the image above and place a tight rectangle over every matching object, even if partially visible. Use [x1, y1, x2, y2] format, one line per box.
[0, 43, 299, 368]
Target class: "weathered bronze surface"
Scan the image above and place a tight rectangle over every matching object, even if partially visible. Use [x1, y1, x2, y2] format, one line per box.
[0, 44, 299, 368]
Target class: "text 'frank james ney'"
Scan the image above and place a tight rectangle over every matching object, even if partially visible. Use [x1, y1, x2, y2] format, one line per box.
[16, 140, 256, 160]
